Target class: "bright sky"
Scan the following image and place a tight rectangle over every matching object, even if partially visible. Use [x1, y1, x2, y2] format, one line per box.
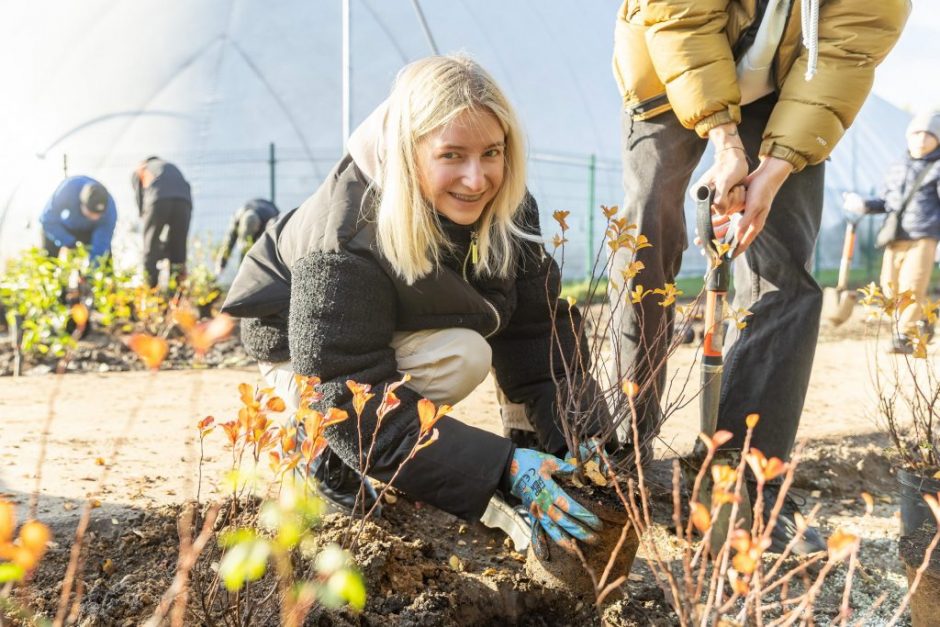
[871, 2, 940, 113]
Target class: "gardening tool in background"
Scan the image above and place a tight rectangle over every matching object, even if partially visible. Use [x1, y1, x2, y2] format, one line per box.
[822, 218, 860, 326]
[694, 185, 751, 555]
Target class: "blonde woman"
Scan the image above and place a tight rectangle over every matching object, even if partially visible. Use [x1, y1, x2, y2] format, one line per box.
[222, 55, 611, 559]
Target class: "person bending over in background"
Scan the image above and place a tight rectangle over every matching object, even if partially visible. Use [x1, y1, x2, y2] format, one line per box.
[844, 111, 940, 354]
[131, 156, 192, 288]
[609, 0, 908, 554]
[222, 55, 615, 559]
[214, 198, 280, 275]
[39, 175, 117, 263]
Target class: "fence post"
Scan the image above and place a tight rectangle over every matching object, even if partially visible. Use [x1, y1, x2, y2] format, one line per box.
[269, 142, 277, 204]
[586, 153, 596, 281]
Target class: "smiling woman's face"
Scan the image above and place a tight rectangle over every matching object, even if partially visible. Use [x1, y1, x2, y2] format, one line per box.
[416, 108, 506, 225]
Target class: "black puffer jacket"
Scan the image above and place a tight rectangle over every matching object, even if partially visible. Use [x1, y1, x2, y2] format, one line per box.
[865, 147, 940, 241]
[221, 155, 606, 520]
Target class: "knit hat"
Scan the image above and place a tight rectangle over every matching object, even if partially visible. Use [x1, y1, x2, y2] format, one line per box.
[906, 111, 940, 140]
[79, 182, 108, 214]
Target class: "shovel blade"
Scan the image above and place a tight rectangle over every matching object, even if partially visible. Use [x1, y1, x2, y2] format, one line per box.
[822, 287, 857, 326]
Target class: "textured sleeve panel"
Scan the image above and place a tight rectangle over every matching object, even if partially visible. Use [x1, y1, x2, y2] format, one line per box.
[763, 0, 910, 170]
[240, 316, 290, 363]
[290, 250, 512, 519]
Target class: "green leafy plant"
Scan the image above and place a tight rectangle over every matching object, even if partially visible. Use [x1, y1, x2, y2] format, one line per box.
[0, 246, 93, 357]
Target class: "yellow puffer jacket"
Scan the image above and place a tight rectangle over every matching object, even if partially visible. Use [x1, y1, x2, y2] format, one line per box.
[613, 0, 909, 171]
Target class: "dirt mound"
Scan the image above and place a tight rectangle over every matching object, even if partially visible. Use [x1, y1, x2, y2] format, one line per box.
[17, 431, 909, 626]
[21, 495, 681, 626]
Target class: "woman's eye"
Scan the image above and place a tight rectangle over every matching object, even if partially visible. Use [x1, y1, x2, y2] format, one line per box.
[484, 148, 503, 158]
[439, 152, 459, 160]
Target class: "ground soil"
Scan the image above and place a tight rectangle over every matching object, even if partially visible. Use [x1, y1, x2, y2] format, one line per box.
[0, 309, 929, 625]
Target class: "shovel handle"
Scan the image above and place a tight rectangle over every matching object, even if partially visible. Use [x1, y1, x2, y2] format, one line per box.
[695, 186, 731, 292]
[836, 221, 857, 290]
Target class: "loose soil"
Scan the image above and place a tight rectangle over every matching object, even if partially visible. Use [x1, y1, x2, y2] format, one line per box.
[0, 310, 927, 625]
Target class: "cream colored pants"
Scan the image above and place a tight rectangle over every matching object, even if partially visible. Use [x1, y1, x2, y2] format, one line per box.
[258, 328, 529, 433]
[880, 238, 938, 335]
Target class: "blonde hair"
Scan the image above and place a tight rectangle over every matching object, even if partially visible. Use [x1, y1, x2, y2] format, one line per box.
[375, 54, 531, 285]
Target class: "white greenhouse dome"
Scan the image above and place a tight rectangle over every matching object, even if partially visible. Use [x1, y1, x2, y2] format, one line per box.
[0, 1, 911, 280]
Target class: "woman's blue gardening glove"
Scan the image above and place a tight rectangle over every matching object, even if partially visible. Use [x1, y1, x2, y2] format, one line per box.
[509, 448, 603, 560]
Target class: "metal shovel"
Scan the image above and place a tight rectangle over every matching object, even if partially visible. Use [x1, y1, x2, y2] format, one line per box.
[822, 220, 858, 326]
[694, 185, 751, 554]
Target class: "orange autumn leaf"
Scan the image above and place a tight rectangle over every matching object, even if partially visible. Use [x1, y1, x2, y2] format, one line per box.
[346, 381, 374, 417]
[279, 426, 297, 453]
[322, 407, 350, 430]
[729, 571, 750, 596]
[711, 464, 737, 491]
[730, 530, 752, 554]
[238, 383, 256, 407]
[601, 205, 618, 219]
[376, 391, 401, 421]
[70, 303, 89, 328]
[745, 413, 760, 429]
[732, 550, 759, 576]
[761, 457, 788, 482]
[18, 520, 51, 556]
[553, 210, 571, 231]
[861, 492, 874, 515]
[297, 375, 323, 404]
[690, 502, 711, 533]
[127, 334, 168, 370]
[746, 450, 788, 483]
[712, 487, 737, 506]
[9, 545, 39, 571]
[266, 396, 286, 413]
[302, 436, 329, 464]
[827, 529, 859, 562]
[268, 451, 281, 473]
[621, 380, 639, 398]
[417, 399, 450, 436]
[221, 421, 240, 446]
[698, 430, 734, 453]
[188, 314, 235, 355]
[280, 453, 301, 473]
[198, 416, 215, 438]
[0, 500, 14, 543]
[171, 306, 198, 331]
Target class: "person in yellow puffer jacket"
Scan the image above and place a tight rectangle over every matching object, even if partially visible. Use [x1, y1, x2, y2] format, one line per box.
[609, 0, 909, 555]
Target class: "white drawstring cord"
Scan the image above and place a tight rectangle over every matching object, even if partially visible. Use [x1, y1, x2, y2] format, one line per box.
[801, 0, 819, 81]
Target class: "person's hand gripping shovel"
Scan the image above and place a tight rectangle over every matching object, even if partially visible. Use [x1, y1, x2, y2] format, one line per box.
[691, 185, 751, 555]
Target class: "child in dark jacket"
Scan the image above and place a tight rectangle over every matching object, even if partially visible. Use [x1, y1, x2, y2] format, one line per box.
[844, 111, 940, 353]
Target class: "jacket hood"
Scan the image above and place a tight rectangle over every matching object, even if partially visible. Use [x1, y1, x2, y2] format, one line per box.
[347, 100, 387, 183]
